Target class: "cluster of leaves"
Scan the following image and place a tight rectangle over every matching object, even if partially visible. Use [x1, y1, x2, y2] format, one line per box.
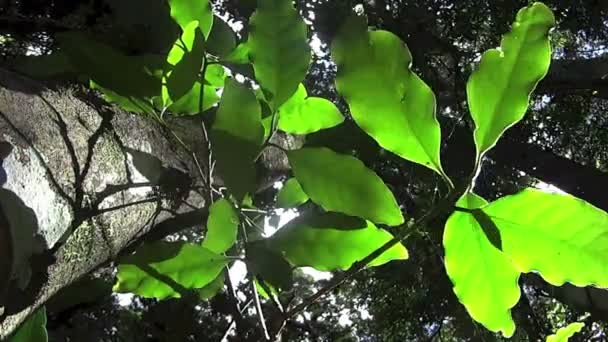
[8, 0, 608, 340]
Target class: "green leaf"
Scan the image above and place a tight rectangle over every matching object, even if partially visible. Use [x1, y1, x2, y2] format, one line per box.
[255, 278, 277, 300]
[482, 188, 608, 287]
[276, 178, 309, 208]
[211, 78, 264, 201]
[163, 21, 206, 106]
[205, 64, 227, 87]
[467, 3, 555, 158]
[58, 32, 161, 98]
[248, 0, 311, 109]
[168, 0, 213, 37]
[269, 212, 407, 271]
[113, 241, 228, 300]
[207, 16, 236, 58]
[288, 147, 403, 226]
[198, 273, 225, 300]
[247, 242, 293, 291]
[91, 81, 156, 115]
[277, 84, 344, 134]
[9, 307, 47, 342]
[203, 198, 240, 254]
[224, 42, 250, 64]
[331, 15, 447, 179]
[546, 322, 584, 342]
[166, 81, 220, 115]
[443, 193, 520, 337]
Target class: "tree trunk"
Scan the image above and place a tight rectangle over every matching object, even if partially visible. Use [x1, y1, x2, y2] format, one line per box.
[0, 68, 211, 338]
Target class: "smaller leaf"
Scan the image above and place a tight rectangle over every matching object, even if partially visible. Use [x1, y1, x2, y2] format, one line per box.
[223, 42, 250, 64]
[9, 307, 47, 342]
[546, 322, 584, 342]
[254, 278, 277, 300]
[248, 0, 311, 109]
[269, 212, 407, 271]
[198, 273, 225, 300]
[163, 21, 206, 105]
[168, 0, 213, 37]
[166, 81, 220, 115]
[91, 81, 156, 114]
[247, 241, 293, 292]
[203, 199, 240, 254]
[276, 178, 309, 208]
[211, 78, 264, 201]
[288, 147, 403, 225]
[114, 241, 227, 300]
[207, 16, 236, 58]
[277, 84, 344, 134]
[205, 64, 227, 87]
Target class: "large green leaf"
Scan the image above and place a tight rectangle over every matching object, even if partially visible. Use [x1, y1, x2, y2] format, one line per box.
[58, 32, 161, 98]
[210, 78, 264, 201]
[269, 212, 407, 271]
[331, 15, 447, 179]
[443, 193, 520, 337]
[113, 241, 227, 300]
[9, 308, 47, 342]
[168, 0, 213, 37]
[277, 84, 344, 134]
[288, 147, 403, 226]
[163, 21, 206, 106]
[467, 3, 555, 158]
[202, 198, 239, 254]
[483, 188, 608, 287]
[276, 178, 309, 208]
[248, 0, 311, 109]
[546, 322, 584, 342]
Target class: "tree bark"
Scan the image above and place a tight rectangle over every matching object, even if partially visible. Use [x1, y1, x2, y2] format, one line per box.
[0, 68, 211, 338]
[539, 57, 608, 99]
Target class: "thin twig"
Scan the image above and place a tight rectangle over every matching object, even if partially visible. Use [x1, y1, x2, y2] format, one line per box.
[252, 280, 271, 340]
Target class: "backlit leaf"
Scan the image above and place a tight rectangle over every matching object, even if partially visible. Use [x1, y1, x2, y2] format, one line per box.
[168, 0, 213, 37]
[277, 84, 344, 134]
[248, 0, 311, 109]
[483, 188, 608, 287]
[332, 15, 447, 179]
[546, 322, 584, 342]
[269, 212, 407, 271]
[9, 307, 47, 342]
[467, 3, 555, 158]
[211, 78, 264, 201]
[288, 147, 403, 226]
[443, 193, 520, 337]
[113, 241, 227, 300]
[276, 178, 309, 208]
[203, 198, 239, 254]
[166, 81, 220, 115]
